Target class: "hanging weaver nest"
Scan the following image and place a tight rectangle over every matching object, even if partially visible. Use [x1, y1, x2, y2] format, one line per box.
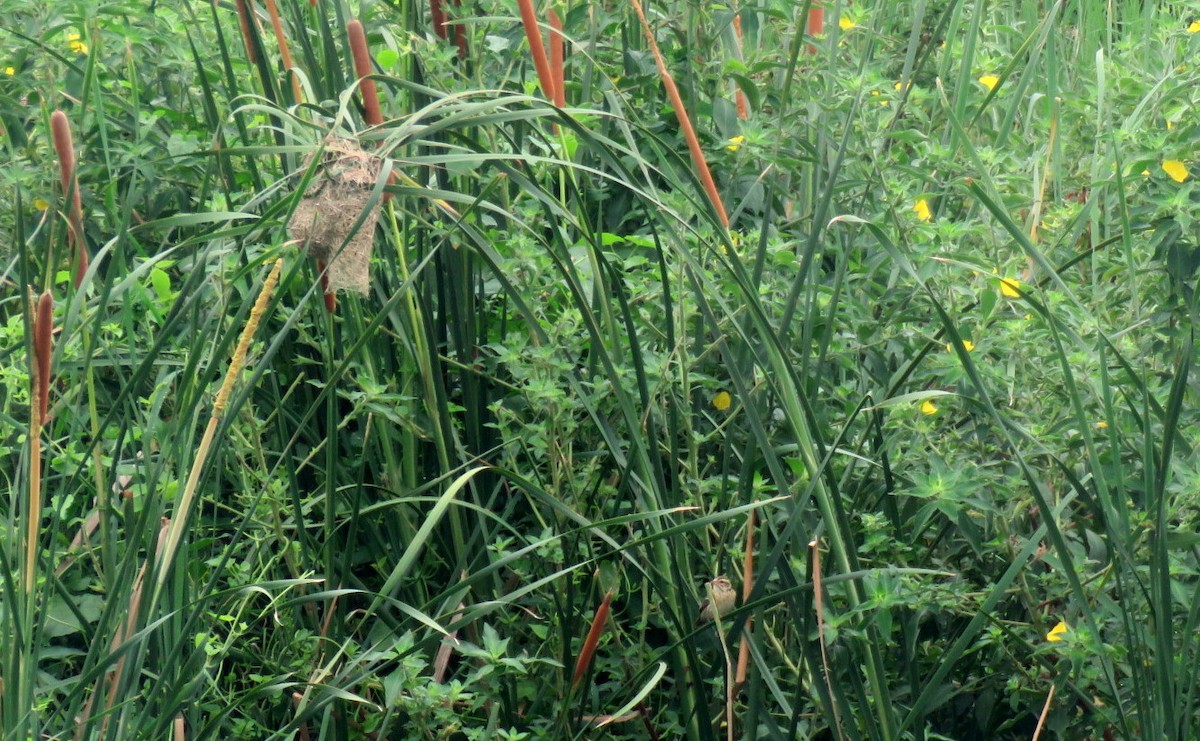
[287, 137, 384, 295]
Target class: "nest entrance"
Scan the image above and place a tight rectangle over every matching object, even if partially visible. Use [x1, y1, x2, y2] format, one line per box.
[287, 137, 384, 295]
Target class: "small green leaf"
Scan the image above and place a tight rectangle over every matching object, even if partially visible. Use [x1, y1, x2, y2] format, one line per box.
[150, 267, 172, 302]
[377, 48, 399, 68]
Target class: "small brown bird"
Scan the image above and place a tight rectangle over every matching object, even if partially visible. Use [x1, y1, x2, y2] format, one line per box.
[696, 575, 737, 626]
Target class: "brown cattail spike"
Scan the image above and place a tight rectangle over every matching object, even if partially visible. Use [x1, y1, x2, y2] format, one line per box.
[317, 261, 336, 312]
[516, 0, 556, 103]
[628, 0, 729, 227]
[50, 111, 89, 287]
[33, 291, 54, 428]
[449, 0, 469, 58]
[347, 20, 383, 127]
[430, 0, 448, 40]
[235, 0, 258, 63]
[264, 0, 303, 103]
[572, 589, 613, 688]
[548, 9, 565, 108]
[806, 2, 824, 54]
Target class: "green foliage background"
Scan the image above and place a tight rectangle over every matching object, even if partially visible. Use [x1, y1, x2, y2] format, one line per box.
[2, 0, 1199, 738]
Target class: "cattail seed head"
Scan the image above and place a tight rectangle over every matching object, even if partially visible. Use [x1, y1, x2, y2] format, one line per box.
[347, 20, 383, 127]
[50, 111, 88, 287]
[33, 290, 54, 428]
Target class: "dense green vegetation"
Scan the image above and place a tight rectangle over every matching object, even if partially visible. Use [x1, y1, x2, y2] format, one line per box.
[3, 0, 1199, 738]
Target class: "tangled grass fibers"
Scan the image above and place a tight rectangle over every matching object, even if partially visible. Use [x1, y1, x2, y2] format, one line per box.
[287, 137, 384, 294]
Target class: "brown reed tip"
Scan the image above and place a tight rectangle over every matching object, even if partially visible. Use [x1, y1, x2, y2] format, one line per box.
[516, 0, 556, 103]
[449, 0, 469, 58]
[33, 291, 54, 428]
[548, 9, 565, 108]
[347, 20, 383, 127]
[50, 111, 74, 185]
[572, 589, 614, 688]
[317, 260, 336, 312]
[430, 0, 448, 40]
[50, 110, 89, 287]
[235, 0, 258, 63]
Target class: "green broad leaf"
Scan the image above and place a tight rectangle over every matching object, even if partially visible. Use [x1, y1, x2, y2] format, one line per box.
[150, 267, 172, 303]
[377, 48, 399, 68]
[43, 594, 104, 639]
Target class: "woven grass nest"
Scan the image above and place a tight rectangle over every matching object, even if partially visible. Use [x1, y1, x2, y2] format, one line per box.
[287, 137, 384, 295]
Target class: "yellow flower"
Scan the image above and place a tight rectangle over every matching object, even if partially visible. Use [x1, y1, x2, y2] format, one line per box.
[913, 198, 932, 221]
[839, 16, 856, 31]
[1162, 160, 1189, 183]
[3, 66, 13, 76]
[894, 81, 911, 92]
[999, 277, 1021, 298]
[1046, 621, 1069, 642]
[33, 197, 49, 210]
[920, 400, 938, 415]
[1189, 20, 1200, 33]
[712, 390, 732, 411]
[1167, 120, 1175, 130]
[946, 340, 975, 352]
[725, 135, 744, 152]
[1095, 420, 1108, 429]
[68, 32, 87, 54]
[1141, 169, 1151, 178]
[978, 74, 999, 91]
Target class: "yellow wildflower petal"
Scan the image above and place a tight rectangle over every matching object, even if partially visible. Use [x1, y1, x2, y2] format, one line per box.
[1189, 20, 1200, 33]
[946, 340, 974, 353]
[713, 390, 732, 411]
[725, 135, 744, 152]
[1095, 420, 1108, 429]
[999, 277, 1021, 298]
[978, 74, 999, 91]
[1046, 621, 1069, 642]
[1162, 160, 1189, 183]
[920, 400, 938, 415]
[67, 32, 88, 54]
[1167, 120, 1175, 130]
[33, 198, 49, 210]
[1141, 169, 1151, 178]
[913, 198, 932, 221]
[839, 16, 856, 31]
[3, 66, 13, 76]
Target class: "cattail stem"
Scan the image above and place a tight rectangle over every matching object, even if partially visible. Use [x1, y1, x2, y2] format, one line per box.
[154, 259, 283, 595]
[516, 0, 556, 103]
[734, 509, 755, 689]
[731, 7, 748, 119]
[572, 589, 613, 688]
[628, 0, 729, 227]
[812, 540, 845, 738]
[24, 289, 49, 596]
[50, 111, 89, 288]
